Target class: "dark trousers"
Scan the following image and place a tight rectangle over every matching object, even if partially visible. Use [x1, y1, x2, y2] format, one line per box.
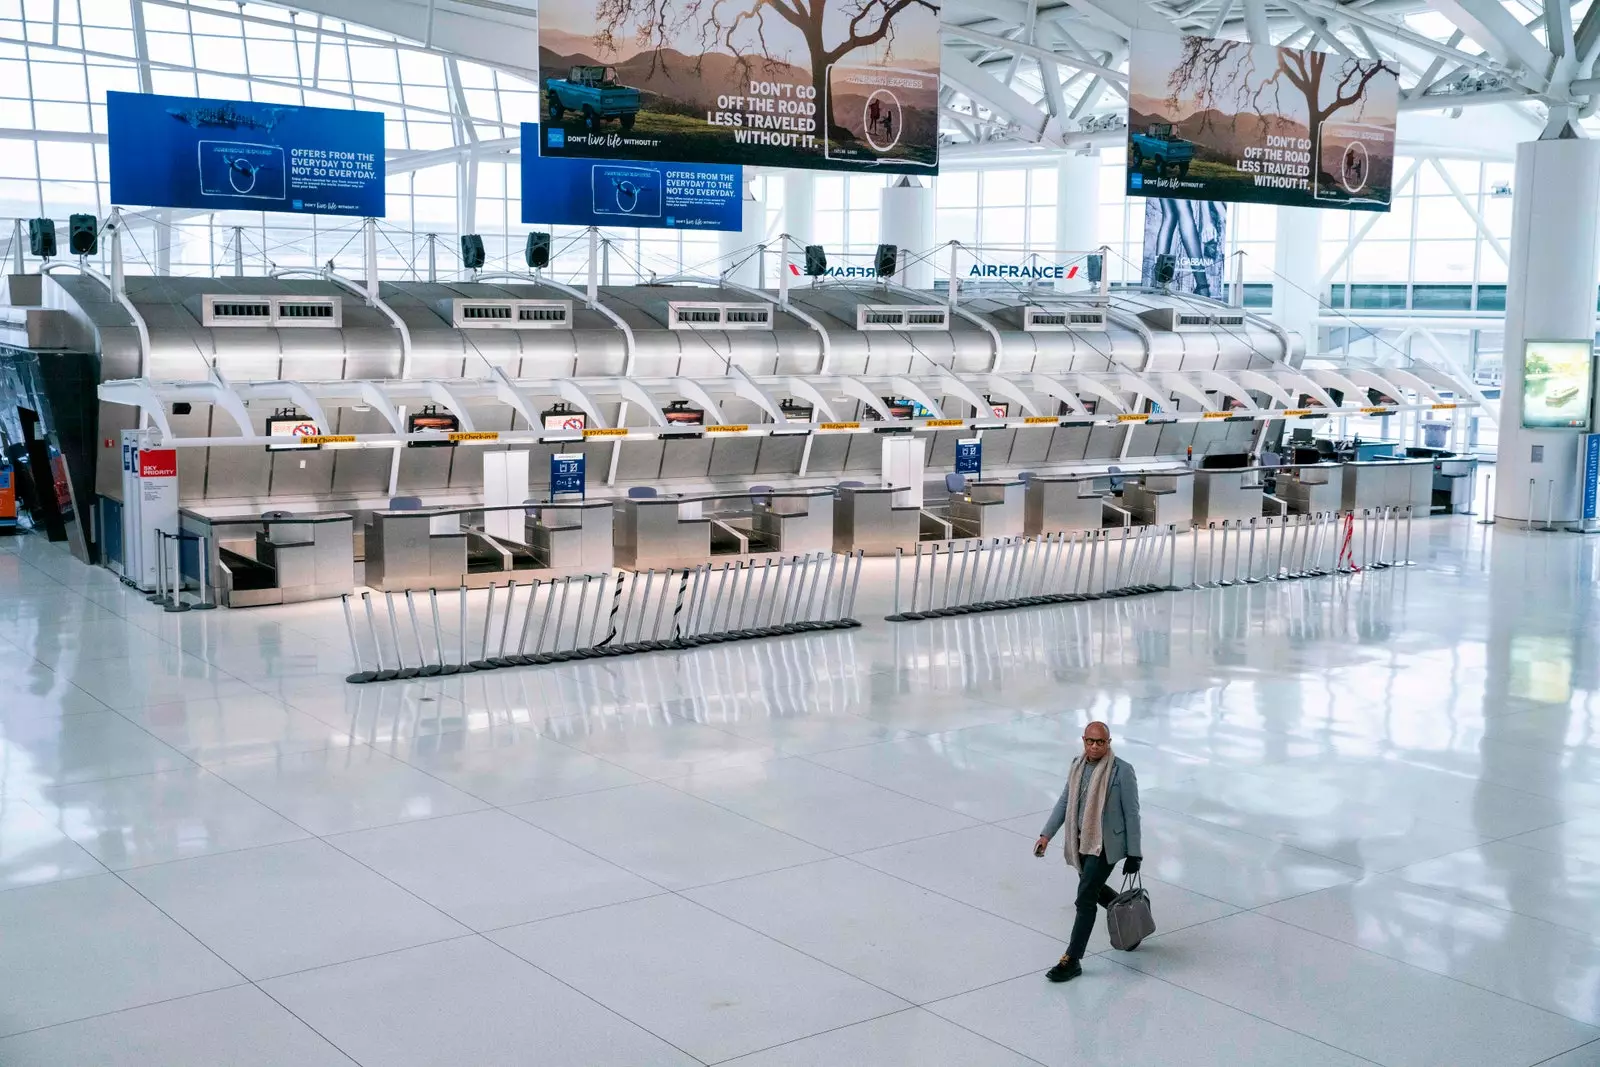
[1067, 853, 1120, 960]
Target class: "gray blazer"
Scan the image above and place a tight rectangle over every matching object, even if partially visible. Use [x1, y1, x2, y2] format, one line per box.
[1040, 756, 1142, 865]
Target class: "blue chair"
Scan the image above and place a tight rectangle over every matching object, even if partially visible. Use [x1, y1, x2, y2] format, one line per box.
[838, 480, 865, 489]
[945, 472, 966, 494]
[749, 483, 774, 502]
[1107, 465, 1124, 493]
[626, 486, 658, 499]
[388, 496, 422, 511]
[1018, 470, 1035, 485]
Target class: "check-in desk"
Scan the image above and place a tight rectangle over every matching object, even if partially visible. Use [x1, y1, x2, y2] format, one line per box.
[1402, 449, 1478, 514]
[1271, 463, 1345, 515]
[949, 478, 1025, 538]
[186, 511, 355, 607]
[615, 495, 711, 569]
[1121, 471, 1195, 528]
[1191, 467, 1270, 525]
[1341, 457, 1434, 512]
[833, 484, 920, 556]
[525, 500, 614, 571]
[751, 487, 835, 554]
[365, 508, 468, 592]
[1024, 474, 1109, 534]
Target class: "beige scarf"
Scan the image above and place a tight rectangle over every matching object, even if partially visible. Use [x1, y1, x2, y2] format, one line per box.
[1061, 749, 1115, 871]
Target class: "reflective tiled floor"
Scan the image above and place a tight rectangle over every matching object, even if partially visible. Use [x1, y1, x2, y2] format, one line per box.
[2, 520, 1600, 1065]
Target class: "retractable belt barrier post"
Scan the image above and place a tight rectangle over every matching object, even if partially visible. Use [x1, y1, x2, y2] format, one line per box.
[342, 552, 865, 684]
[883, 525, 1180, 623]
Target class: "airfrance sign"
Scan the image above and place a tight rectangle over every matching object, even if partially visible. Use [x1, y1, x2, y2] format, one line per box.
[788, 263, 1082, 279]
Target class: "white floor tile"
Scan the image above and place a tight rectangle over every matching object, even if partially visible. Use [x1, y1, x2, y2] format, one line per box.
[1395, 839, 1600, 938]
[35, 766, 310, 869]
[1116, 911, 1599, 1067]
[542, 711, 780, 778]
[0, 800, 105, 889]
[928, 967, 1373, 1067]
[118, 694, 356, 767]
[329, 808, 660, 930]
[809, 736, 1070, 821]
[121, 838, 469, 979]
[263, 935, 700, 1067]
[719, 1007, 1038, 1067]
[0, 874, 241, 1036]
[381, 724, 646, 805]
[205, 745, 487, 836]
[1262, 875, 1600, 1026]
[668, 756, 979, 854]
[509, 780, 828, 890]
[686, 856, 1063, 1003]
[0, 985, 351, 1067]
[1, 712, 193, 797]
[491, 894, 907, 1063]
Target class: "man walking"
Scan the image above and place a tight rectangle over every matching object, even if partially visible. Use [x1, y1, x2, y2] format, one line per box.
[1033, 720, 1143, 982]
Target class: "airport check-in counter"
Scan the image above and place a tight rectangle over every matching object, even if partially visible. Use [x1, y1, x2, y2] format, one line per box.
[525, 500, 614, 571]
[365, 508, 468, 592]
[948, 478, 1025, 539]
[184, 510, 355, 607]
[615, 495, 712, 569]
[1403, 450, 1479, 513]
[1121, 470, 1195, 528]
[750, 487, 835, 554]
[833, 484, 920, 556]
[1024, 474, 1109, 534]
[1271, 463, 1346, 515]
[1192, 467, 1271, 525]
[1341, 457, 1434, 512]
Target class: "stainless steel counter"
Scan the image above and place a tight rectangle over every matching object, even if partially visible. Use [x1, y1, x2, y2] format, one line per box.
[1023, 474, 1109, 534]
[1121, 470, 1195, 528]
[833, 484, 920, 556]
[1341, 458, 1434, 511]
[750, 488, 835, 555]
[615, 496, 712, 569]
[527, 500, 614, 571]
[949, 478, 1025, 538]
[1192, 467, 1268, 524]
[366, 509, 468, 592]
[183, 510, 354, 607]
[1270, 463, 1345, 515]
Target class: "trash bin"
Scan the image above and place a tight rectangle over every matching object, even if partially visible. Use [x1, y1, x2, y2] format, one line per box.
[1422, 422, 1449, 449]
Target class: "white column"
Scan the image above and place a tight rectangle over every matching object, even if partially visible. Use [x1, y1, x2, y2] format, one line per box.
[880, 176, 934, 289]
[1055, 152, 1099, 292]
[153, 210, 172, 277]
[1496, 137, 1600, 524]
[1272, 205, 1323, 360]
[784, 170, 814, 246]
[720, 177, 765, 286]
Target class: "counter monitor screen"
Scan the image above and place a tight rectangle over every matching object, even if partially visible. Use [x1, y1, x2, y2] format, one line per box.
[1521, 340, 1594, 429]
[265, 414, 321, 452]
[663, 403, 704, 426]
[542, 410, 587, 431]
[407, 411, 459, 447]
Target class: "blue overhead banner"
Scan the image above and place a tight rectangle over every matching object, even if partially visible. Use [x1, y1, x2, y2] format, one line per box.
[520, 124, 741, 231]
[107, 91, 385, 217]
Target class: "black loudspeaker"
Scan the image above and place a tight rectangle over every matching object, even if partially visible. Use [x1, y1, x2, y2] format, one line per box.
[1153, 253, 1176, 287]
[875, 243, 898, 279]
[28, 218, 56, 259]
[525, 232, 551, 269]
[1085, 253, 1103, 286]
[460, 234, 485, 270]
[68, 213, 97, 256]
[803, 244, 827, 276]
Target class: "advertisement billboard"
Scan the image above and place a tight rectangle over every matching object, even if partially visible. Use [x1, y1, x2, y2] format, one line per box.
[1141, 199, 1228, 296]
[1127, 31, 1397, 211]
[107, 92, 384, 217]
[1521, 340, 1594, 430]
[536, 0, 939, 173]
[519, 125, 742, 230]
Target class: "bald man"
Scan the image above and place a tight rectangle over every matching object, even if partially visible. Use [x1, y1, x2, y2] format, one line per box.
[1033, 720, 1143, 982]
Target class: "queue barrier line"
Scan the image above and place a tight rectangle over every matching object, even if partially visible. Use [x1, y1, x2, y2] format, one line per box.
[341, 550, 865, 684]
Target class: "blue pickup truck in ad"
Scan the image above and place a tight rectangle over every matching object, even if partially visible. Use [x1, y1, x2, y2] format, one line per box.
[545, 66, 641, 132]
[1129, 123, 1195, 178]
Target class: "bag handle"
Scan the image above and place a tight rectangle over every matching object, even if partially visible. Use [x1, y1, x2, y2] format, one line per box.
[1120, 869, 1143, 892]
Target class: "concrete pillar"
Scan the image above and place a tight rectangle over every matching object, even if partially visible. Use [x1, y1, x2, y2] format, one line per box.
[880, 176, 934, 289]
[1272, 205, 1323, 360]
[784, 170, 814, 246]
[720, 177, 766, 286]
[1055, 152, 1099, 291]
[1495, 137, 1600, 524]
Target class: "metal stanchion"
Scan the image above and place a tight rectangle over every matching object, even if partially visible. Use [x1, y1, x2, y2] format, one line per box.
[430, 589, 454, 675]
[456, 585, 476, 673]
[470, 583, 499, 669]
[342, 594, 378, 683]
[1478, 473, 1496, 525]
[365, 592, 399, 681]
[1542, 479, 1557, 533]
[887, 548, 905, 621]
[1166, 525, 1181, 591]
[192, 534, 217, 609]
[1205, 523, 1218, 587]
[406, 590, 439, 676]
[164, 534, 191, 612]
[889, 546, 920, 621]
[1402, 504, 1415, 565]
[384, 592, 419, 679]
[531, 577, 560, 658]
[1217, 521, 1234, 587]
[1526, 478, 1536, 532]
[843, 549, 865, 622]
[1243, 518, 1260, 584]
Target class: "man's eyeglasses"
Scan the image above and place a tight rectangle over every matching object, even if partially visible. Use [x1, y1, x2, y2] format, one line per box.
[1081, 737, 1109, 746]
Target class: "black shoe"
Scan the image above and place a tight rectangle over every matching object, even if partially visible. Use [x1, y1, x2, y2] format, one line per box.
[1045, 955, 1082, 983]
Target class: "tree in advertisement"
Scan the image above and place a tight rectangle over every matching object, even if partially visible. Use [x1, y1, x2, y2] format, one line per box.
[1127, 31, 1397, 210]
[540, 0, 939, 172]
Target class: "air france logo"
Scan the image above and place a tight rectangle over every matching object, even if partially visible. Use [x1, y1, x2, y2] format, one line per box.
[789, 264, 878, 277]
[967, 264, 1077, 280]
